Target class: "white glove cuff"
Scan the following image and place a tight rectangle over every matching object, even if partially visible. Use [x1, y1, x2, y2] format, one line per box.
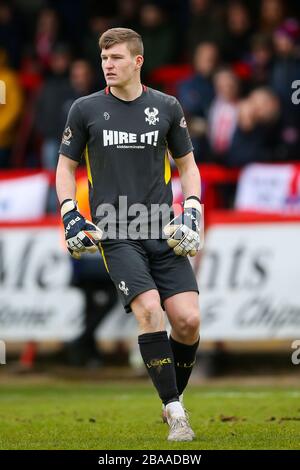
[184, 198, 202, 214]
[61, 199, 77, 218]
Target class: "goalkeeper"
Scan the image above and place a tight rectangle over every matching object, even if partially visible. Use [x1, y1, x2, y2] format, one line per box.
[56, 27, 203, 442]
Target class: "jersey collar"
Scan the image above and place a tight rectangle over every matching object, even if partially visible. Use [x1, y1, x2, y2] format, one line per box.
[105, 84, 148, 103]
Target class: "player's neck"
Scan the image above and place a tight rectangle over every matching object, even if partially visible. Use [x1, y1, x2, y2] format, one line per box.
[109, 82, 143, 102]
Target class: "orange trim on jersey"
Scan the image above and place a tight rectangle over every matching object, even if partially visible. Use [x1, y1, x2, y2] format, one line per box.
[105, 86, 109, 94]
[84, 145, 93, 187]
[99, 243, 109, 273]
[142, 84, 147, 92]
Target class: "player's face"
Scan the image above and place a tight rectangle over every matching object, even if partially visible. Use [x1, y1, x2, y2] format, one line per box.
[101, 43, 141, 87]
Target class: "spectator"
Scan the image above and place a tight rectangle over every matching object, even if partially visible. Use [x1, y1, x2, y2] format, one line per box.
[178, 42, 218, 118]
[139, 2, 176, 79]
[247, 33, 274, 88]
[35, 43, 72, 169]
[0, 48, 23, 167]
[49, 0, 88, 48]
[208, 67, 240, 162]
[34, 8, 62, 73]
[70, 59, 95, 97]
[177, 42, 219, 162]
[228, 87, 280, 167]
[222, 1, 253, 63]
[117, 0, 141, 30]
[18, 46, 43, 97]
[187, 0, 223, 57]
[250, 87, 280, 124]
[61, 59, 96, 129]
[82, 15, 116, 86]
[13, 0, 45, 44]
[42, 59, 96, 212]
[0, 0, 21, 68]
[259, 0, 286, 35]
[12, 47, 43, 168]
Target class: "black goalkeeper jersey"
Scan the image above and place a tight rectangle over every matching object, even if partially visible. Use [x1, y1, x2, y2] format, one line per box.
[59, 85, 193, 237]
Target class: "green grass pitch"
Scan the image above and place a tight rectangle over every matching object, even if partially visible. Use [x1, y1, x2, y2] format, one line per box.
[0, 381, 299, 450]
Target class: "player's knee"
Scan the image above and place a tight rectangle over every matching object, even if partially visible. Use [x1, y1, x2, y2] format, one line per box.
[176, 311, 200, 340]
[186, 312, 200, 333]
[142, 301, 163, 329]
[132, 293, 164, 332]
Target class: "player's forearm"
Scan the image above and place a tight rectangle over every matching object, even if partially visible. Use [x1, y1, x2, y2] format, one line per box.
[178, 160, 201, 201]
[56, 157, 77, 205]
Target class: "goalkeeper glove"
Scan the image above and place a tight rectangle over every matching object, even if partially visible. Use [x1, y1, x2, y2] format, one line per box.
[61, 199, 103, 259]
[163, 196, 203, 257]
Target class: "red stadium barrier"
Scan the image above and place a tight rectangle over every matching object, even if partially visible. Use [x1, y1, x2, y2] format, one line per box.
[0, 164, 240, 221]
[206, 210, 300, 227]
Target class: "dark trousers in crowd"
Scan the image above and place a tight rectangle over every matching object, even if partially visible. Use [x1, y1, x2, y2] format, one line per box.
[65, 254, 118, 367]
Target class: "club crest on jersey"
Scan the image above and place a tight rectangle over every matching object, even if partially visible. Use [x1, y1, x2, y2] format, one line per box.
[144, 107, 159, 125]
[118, 281, 129, 296]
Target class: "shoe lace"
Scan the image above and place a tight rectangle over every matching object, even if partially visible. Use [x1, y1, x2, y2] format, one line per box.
[170, 416, 189, 431]
[179, 396, 190, 421]
[183, 407, 190, 421]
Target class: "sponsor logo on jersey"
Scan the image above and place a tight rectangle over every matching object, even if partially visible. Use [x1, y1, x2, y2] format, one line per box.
[62, 126, 73, 146]
[103, 112, 110, 120]
[103, 130, 159, 148]
[144, 107, 159, 125]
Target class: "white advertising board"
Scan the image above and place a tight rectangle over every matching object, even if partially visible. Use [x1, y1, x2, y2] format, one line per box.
[198, 222, 300, 339]
[0, 174, 49, 220]
[235, 164, 300, 213]
[0, 228, 85, 340]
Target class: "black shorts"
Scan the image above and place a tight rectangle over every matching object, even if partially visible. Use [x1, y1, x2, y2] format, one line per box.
[99, 239, 199, 313]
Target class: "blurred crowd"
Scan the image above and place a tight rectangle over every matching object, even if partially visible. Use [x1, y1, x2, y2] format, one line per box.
[1, 0, 300, 171]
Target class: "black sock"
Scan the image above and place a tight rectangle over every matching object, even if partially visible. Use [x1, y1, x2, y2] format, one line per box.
[138, 331, 179, 406]
[169, 336, 200, 396]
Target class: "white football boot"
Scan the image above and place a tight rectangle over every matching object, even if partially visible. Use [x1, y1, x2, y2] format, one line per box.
[165, 400, 195, 442]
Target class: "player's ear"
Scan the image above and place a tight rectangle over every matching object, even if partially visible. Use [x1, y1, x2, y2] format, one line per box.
[136, 55, 144, 69]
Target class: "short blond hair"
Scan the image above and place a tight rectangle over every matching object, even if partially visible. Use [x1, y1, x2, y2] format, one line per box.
[99, 28, 144, 56]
